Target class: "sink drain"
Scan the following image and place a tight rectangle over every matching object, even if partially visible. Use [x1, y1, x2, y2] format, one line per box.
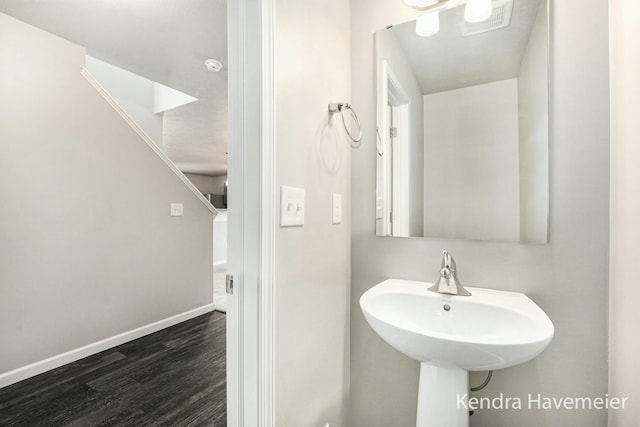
[443, 304, 451, 311]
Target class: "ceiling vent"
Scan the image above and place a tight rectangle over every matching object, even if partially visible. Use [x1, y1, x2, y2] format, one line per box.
[462, 0, 514, 36]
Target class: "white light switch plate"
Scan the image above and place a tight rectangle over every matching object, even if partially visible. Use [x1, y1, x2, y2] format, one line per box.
[170, 203, 183, 217]
[280, 186, 305, 227]
[332, 193, 342, 224]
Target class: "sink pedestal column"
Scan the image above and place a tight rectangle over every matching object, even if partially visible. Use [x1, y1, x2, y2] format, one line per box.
[416, 362, 469, 427]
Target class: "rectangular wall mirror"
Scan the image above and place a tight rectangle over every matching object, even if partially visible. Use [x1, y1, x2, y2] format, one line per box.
[375, 0, 549, 243]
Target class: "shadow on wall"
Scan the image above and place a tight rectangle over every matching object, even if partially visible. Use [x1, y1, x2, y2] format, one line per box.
[316, 111, 349, 175]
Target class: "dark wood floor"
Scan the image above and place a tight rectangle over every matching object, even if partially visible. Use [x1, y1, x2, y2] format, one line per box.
[0, 311, 226, 426]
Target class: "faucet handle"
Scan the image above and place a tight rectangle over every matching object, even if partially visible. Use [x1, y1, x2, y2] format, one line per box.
[440, 250, 454, 278]
[430, 250, 472, 296]
[441, 250, 455, 270]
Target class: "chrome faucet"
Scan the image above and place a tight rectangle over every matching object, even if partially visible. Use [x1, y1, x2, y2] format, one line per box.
[428, 251, 472, 296]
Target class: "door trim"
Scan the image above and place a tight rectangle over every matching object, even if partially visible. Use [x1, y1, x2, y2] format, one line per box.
[259, 0, 276, 424]
[227, 0, 276, 425]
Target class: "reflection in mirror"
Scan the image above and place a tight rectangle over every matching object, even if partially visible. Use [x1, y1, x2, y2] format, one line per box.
[375, 0, 549, 243]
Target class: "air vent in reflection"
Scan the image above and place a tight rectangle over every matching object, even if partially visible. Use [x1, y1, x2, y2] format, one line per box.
[462, 0, 514, 36]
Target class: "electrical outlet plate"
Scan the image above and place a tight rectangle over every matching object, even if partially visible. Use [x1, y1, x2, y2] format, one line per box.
[332, 193, 342, 224]
[170, 203, 183, 217]
[280, 186, 305, 227]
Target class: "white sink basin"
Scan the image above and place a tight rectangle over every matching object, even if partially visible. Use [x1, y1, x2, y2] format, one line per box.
[360, 279, 554, 427]
[360, 279, 554, 370]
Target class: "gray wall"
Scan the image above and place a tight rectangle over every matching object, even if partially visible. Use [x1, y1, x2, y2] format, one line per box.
[518, 0, 549, 244]
[350, 1, 609, 426]
[86, 55, 163, 147]
[0, 13, 213, 376]
[274, 0, 351, 425]
[609, 0, 640, 424]
[423, 79, 520, 241]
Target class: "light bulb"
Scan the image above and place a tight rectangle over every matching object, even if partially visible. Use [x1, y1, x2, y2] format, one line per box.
[464, 0, 492, 23]
[404, 0, 439, 8]
[415, 12, 439, 37]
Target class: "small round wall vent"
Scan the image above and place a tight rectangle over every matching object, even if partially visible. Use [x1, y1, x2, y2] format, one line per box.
[205, 59, 223, 72]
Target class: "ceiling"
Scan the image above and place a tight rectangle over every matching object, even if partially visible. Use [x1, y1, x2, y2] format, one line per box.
[387, 0, 543, 94]
[0, 0, 228, 176]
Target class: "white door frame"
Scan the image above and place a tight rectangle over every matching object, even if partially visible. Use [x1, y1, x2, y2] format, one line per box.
[377, 60, 411, 237]
[227, 0, 276, 426]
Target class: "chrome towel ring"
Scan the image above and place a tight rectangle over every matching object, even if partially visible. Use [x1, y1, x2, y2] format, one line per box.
[328, 102, 363, 146]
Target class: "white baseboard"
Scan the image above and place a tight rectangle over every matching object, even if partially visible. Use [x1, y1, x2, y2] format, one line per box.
[0, 303, 215, 389]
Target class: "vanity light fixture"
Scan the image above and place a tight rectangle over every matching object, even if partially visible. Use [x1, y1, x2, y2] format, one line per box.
[409, 0, 494, 37]
[404, 0, 439, 7]
[464, 0, 493, 23]
[415, 11, 440, 37]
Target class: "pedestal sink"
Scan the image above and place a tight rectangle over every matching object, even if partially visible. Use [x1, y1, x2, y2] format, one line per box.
[360, 279, 554, 427]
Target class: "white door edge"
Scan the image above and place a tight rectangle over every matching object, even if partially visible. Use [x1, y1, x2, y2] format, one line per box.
[259, 0, 277, 424]
[227, 0, 276, 426]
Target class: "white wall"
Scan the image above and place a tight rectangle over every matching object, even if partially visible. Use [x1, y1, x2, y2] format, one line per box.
[423, 79, 520, 241]
[153, 82, 197, 114]
[518, 0, 549, 244]
[274, 0, 351, 425]
[609, 0, 640, 424]
[213, 211, 227, 266]
[376, 29, 424, 236]
[182, 173, 227, 265]
[350, 0, 609, 426]
[85, 55, 163, 146]
[0, 13, 213, 379]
